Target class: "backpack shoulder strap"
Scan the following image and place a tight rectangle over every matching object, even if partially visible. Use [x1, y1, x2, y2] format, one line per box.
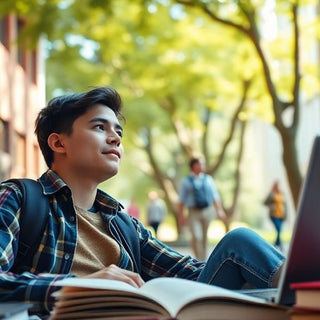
[188, 175, 208, 191]
[4, 178, 49, 271]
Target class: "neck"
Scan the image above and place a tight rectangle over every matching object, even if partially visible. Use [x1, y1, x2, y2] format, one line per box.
[69, 182, 97, 211]
[51, 166, 98, 210]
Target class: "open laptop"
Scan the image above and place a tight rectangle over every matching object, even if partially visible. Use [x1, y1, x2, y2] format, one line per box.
[241, 135, 320, 306]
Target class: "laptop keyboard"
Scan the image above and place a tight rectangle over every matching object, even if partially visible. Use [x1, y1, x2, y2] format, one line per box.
[237, 288, 278, 302]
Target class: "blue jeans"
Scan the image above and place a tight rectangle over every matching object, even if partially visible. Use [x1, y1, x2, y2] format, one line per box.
[270, 217, 284, 247]
[197, 227, 284, 289]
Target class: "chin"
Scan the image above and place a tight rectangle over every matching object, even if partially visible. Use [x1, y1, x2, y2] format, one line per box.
[104, 168, 119, 180]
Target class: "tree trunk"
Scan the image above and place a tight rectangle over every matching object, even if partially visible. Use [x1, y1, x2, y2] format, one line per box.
[278, 128, 302, 208]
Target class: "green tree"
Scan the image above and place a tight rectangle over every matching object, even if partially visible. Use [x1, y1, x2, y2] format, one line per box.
[173, 0, 320, 208]
[1, 0, 304, 236]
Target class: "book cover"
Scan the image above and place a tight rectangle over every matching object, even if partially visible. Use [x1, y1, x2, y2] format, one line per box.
[289, 306, 320, 320]
[50, 277, 289, 320]
[290, 281, 320, 290]
[290, 281, 320, 309]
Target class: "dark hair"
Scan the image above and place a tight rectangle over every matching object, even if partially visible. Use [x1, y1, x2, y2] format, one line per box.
[35, 86, 124, 168]
[189, 157, 200, 169]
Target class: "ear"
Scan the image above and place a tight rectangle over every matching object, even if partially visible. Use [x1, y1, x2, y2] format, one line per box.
[47, 133, 66, 154]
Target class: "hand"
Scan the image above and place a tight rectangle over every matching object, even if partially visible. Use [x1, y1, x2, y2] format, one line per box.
[178, 203, 187, 226]
[216, 207, 227, 223]
[82, 264, 145, 288]
[179, 213, 187, 226]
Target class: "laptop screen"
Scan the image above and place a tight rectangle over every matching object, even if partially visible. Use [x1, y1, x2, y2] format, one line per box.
[278, 135, 320, 305]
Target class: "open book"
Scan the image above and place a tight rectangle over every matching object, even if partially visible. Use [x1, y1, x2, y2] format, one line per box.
[50, 277, 289, 320]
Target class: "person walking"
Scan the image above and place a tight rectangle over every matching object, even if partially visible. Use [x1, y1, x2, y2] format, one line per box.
[264, 181, 287, 251]
[178, 157, 227, 260]
[146, 191, 166, 237]
[127, 198, 140, 219]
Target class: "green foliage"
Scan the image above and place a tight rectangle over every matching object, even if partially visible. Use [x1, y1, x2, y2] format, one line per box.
[6, 0, 320, 225]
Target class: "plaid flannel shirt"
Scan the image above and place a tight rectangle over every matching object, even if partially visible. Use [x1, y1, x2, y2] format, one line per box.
[0, 170, 204, 316]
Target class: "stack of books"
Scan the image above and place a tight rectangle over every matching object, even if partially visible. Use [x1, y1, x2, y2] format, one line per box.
[290, 281, 320, 319]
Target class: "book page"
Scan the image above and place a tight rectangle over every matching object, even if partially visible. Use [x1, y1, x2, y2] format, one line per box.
[54, 278, 170, 318]
[54, 277, 273, 318]
[140, 277, 272, 316]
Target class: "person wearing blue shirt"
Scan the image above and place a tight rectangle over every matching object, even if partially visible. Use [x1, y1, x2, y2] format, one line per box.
[178, 158, 227, 260]
[0, 86, 284, 318]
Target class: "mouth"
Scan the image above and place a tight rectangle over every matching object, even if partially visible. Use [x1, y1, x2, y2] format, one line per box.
[103, 149, 121, 159]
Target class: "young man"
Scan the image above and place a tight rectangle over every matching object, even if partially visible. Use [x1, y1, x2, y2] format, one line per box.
[0, 87, 284, 318]
[178, 157, 227, 260]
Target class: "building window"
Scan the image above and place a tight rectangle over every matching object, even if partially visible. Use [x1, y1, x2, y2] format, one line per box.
[0, 120, 11, 180]
[0, 18, 5, 45]
[17, 18, 27, 69]
[0, 17, 9, 49]
[0, 17, 8, 48]
[30, 50, 38, 84]
[13, 132, 26, 176]
[0, 120, 9, 153]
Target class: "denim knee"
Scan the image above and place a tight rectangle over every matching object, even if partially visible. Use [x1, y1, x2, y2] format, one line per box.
[218, 227, 259, 249]
[198, 227, 284, 288]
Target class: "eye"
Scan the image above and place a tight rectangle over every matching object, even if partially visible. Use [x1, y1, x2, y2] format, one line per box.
[116, 130, 123, 138]
[95, 124, 105, 131]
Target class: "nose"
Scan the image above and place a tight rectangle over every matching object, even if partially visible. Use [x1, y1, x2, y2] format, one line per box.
[106, 131, 121, 146]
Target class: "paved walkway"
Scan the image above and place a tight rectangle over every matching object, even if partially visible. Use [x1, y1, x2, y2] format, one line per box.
[164, 240, 216, 259]
[163, 240, 288, 260]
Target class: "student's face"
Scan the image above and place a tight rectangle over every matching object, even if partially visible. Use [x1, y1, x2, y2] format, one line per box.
[59, 104, 124, 181]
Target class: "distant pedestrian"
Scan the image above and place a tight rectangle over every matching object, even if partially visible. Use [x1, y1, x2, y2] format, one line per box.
[127, 198, 140, 219]
[264, 181, 287, 251]
[178, 157, 226, 260]
[146, 191, 166, 237]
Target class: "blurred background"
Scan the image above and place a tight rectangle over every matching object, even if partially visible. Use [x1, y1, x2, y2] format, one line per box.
[0, 0, 319, 249]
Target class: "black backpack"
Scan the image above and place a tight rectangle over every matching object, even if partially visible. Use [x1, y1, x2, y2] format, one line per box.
[2, 179, 49, 271]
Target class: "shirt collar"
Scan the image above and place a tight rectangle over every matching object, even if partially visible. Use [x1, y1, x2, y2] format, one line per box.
[191, 172, 205, 179]
[38, 169, 124, 213]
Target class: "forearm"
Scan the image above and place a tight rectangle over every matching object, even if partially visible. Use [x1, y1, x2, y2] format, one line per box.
[141, 237, 204, 280]
[213, 200, 226, 221]
[136, 220, 203, 280]
[178, 202, 186, 225]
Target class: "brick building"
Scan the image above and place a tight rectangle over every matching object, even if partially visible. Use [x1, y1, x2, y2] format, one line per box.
[0, 15, 46, 181]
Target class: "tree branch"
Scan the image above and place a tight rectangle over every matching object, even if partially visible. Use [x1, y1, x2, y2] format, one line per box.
[206, 78, 252, 175]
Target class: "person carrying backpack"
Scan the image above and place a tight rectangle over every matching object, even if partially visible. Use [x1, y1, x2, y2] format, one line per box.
[178, 157, 227, 260]
[0, 86, 284, 319]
